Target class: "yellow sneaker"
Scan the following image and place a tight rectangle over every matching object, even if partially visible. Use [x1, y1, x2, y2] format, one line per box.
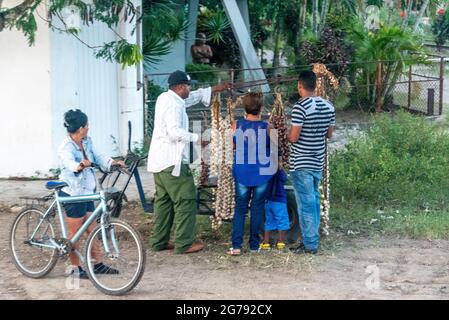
[276, 242, 286, 250]
[259, 243, 271, 251]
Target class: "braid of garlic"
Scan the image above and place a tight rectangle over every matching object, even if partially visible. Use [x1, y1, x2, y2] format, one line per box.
[212, 97, 236, 230]
[269, 92, 290, 169]
[210, 95, 221, 176]
[223, 98, 236, 219]
[320, 140, 330, 236]
[199, 111, 211, 186]
[312, 64, 336, 237]
[312, 63, 339, 100]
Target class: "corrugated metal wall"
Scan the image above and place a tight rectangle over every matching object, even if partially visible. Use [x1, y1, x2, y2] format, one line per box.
[51, 20, 121, 162]
[75, 22, 120, 156]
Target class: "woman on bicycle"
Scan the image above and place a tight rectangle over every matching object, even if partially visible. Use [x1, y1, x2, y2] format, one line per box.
[58, 109, 125, 279]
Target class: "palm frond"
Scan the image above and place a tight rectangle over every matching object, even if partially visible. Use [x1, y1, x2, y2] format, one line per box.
[203, 11, 230, 44]
[166, 12, 190, 42]
[142, 33, 172, 66]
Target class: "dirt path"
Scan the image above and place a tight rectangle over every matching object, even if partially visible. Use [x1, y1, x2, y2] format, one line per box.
[1, 210, 449, 300]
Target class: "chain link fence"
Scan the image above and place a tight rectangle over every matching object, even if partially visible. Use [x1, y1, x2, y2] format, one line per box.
[144, 57, 446, 139]
[393, 56, 445, 116]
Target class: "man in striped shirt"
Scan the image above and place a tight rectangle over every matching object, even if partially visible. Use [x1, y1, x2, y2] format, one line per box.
[288, 71, 335, 254]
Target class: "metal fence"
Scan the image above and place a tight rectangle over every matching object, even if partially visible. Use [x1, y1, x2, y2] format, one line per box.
[144, 57, 446, 138]
[396, 56, 445, 116]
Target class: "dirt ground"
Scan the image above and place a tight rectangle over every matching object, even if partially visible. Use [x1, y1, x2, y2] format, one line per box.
[1, 204, 449, 300]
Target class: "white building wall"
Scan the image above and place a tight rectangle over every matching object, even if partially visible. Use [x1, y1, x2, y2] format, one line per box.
[50, 20, 122, 164]
[0, 6, 53, 178]
[118, 0, 145, 154]
[0, 1, 143, 177]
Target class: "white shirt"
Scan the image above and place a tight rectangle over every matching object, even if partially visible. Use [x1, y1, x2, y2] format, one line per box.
[147, 87, 211, 176]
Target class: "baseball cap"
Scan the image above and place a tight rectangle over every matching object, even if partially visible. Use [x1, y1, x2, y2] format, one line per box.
[168, 70, 198, 86]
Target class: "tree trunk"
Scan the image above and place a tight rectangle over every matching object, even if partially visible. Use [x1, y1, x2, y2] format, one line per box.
[272, 20, 281, 77]
[296, 0, 307, 56]
[358, 0, 367, 20]
[375, 62, 383, 112]
[319, 0, 329, 34]
[312, 0, 318, 38]
[298, 0, 307, 40]
[413, 0, 430, 33]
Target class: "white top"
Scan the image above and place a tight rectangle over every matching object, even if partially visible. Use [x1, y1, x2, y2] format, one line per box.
[147, 87, 212, 176]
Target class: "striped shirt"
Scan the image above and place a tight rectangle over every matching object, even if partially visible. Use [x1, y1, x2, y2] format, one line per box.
[290, 97, 335, 171]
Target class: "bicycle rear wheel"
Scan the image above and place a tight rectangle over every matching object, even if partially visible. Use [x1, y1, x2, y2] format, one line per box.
[9, 207, 58, 278]
[85, 219, 146, 295]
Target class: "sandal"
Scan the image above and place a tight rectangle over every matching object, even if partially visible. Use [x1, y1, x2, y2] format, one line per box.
[259, 243, 271, 251]
[226, 248, 241, 256]
[276, 242, 286, 250]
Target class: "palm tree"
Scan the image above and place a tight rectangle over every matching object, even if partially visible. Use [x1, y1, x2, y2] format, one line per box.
[412, 0, 431, 33]
[348, 21, 428, 111]
[141, 0, 189, 68]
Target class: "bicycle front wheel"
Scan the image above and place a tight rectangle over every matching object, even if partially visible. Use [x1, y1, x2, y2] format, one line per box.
[9, 207, 58, 278]
[85, 219, 146, 296]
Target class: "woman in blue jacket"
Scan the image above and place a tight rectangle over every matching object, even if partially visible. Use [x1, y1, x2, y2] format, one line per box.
[58, 109, 124, 279]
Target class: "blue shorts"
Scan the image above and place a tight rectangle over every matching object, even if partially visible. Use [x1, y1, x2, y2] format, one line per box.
[59, 191, 95, 219]
[264, 200, 290, 231]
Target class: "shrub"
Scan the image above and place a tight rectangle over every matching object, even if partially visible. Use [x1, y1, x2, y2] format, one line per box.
[146, 81, 165, 142]
[432, 9, 449, 50]
[186, 63, 220, 85]
[330, 111, 449, 208]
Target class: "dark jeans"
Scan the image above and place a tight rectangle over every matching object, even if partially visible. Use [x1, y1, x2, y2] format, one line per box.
[232, 182, 269, 251]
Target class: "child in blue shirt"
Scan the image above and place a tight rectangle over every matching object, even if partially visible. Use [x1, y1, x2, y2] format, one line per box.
[260, 168, 290, 250]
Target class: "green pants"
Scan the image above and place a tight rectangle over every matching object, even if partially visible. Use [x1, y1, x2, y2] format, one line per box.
[150, 164, 197, 253]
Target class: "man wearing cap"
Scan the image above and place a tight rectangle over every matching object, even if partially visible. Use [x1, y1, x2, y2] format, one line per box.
[147, 70, 230, 254]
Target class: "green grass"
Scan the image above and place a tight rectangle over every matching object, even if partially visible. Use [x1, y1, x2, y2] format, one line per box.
[331, 203, 449, 240]
[330, 112, 449, 240]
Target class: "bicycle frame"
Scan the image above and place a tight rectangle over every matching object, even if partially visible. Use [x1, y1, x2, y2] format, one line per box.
[28, 189, 119, 257]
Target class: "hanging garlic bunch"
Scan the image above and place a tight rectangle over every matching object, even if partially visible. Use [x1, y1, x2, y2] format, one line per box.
[210, 95, 222, 176]
[198, 111, 211, 186]
[211, 97, 236, 231]
[312, 63, 339, 99]
[320, 140, 330, 236]
[269, 91, 290, 168]
[318, 112, 331, 235]
[312, 64, 338, 236]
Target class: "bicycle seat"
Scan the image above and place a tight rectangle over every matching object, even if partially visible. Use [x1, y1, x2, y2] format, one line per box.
[45, 181, 68, 190]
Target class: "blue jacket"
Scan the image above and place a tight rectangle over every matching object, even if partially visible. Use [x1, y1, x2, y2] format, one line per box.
[58, 136, 112, 196]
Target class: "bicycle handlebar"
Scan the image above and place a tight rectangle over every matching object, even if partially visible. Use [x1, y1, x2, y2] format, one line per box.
[74, 162, 126, 176]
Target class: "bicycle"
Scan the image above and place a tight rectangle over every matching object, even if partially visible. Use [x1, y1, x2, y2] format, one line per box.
[9, 163, 146, 296]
